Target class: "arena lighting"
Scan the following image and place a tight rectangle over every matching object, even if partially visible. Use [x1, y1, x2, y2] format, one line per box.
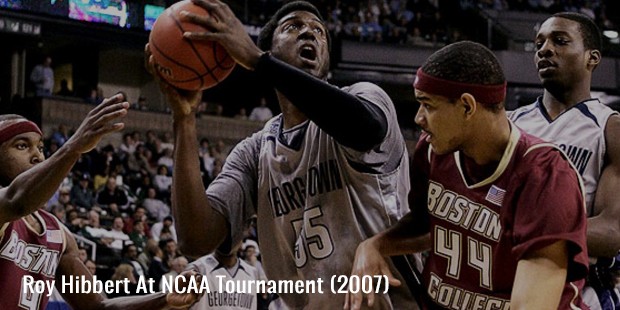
[603, 30, 618, 39]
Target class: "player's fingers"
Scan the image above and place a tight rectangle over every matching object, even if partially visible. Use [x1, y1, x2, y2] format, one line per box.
[183, 31, 221, 42]
[88, 93, 123, 116]
[367, 290, 375, 307]
[90, 101, 129, 124]
[191, 0, 231, 20]
[144, 44, 155, 75]
[179, 10, 219, 32]
[383, 268, 402, 287]
[343, 292, 350, 309]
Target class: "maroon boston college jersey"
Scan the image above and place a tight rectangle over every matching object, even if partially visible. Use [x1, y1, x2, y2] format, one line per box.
[0, 210, 66, 310]
[412, 125, 589, 309]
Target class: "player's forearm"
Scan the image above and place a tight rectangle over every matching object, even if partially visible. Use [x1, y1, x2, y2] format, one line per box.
[255, 53, 387, 151]
[587, 216, 620, 257]
[510, 241, 568, 310]
[0, 145, 79, 220]
[374, 213, 431, 256]
[100, 292, 168, 309]
[172, 116, 225, 256]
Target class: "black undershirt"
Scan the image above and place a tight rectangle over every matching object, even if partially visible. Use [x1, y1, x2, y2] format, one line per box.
[254, 53, 388, 152]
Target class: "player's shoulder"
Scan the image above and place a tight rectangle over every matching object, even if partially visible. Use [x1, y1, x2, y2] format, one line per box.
[341, 81, 383, 93]
[517, 130, 574, 170]
[508, 101, 539, 121]
[342, 82, 392, 104]
[604, 114, 620, 160]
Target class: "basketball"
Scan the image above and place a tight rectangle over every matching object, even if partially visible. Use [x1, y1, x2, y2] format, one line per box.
[148, 0, 236, 91]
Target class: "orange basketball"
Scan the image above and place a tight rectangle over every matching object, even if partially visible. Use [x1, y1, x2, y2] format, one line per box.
[148, 0, 236, 91]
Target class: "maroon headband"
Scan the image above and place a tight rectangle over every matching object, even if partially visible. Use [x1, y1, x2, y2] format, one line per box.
[413, 68, 507, 105]
[0, 120, 43, 145]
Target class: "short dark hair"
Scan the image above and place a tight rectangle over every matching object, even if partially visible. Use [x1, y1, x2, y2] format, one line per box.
[420, 41, 506, 111]
[552, 12, 602, 52]
[257, 1, 330, 51]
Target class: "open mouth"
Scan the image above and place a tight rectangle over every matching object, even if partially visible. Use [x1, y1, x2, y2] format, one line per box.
[300, 46, 317, 61]
[537, 59, 554, 70]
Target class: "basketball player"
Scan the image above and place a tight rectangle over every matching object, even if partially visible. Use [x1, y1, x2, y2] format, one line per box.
[510, 12, 620, 309]
[346, 41, 589, 309]
[0, 95, 200, 309]
[148, 0, 417, 308]
[187, 242, 260, 310]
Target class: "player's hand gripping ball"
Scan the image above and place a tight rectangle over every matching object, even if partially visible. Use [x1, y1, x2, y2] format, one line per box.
[148, 0, 236, 91]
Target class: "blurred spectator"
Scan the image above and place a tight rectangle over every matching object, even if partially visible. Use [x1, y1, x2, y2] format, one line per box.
[234, 107, 248, 120]
[71, 172, 96, 211]
[81, 210, 118, 255]
[77, 247, 89, 263]
[119, 133, 138, 159]
[107, 216, 131, 251]
[154, 165, 172, 196]
[248, 98, 274, 122]
[142, 187, 171, 222]
[108, 264, 139, 298]
[148, 246, 167, 289]
[151, 216, 177, 243]
[156, 149, 174, 172]
[137, 239, 159, 274]
[65, 208, 84, 233]
[30, 55, 54, 96]
[121, 243, 146, 279]
[56, 79, 73, 96]
[123, 206, 151, 237]
[85, 87, 104, 105]
[85, 259, 97, 275]
[131, 96, 150, 111]
[50, 204, 66, 222]
[45, 139, 60, 158]
[50, 124, 69, 147]
[159, 256, 189, 291]
[96, 176, 129, 213]
[160, 238, 181, 270]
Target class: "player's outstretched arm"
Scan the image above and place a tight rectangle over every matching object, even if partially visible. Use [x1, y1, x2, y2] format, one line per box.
[587, 115, 620, 257]
[0, 95, 128, 225]
[58, 228, 200, 310]
[510, 240, 568, 310]
[145, 44, 229, 257]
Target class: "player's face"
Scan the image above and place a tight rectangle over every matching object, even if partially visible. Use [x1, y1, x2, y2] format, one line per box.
[0, 132, 44, 185]
[414, 89, 466, 155]
[534, 17, 590, 91]
[270, 11, 330, 79]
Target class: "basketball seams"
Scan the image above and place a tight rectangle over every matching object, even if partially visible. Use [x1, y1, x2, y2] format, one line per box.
[149, 0, 235, 90]
[169, 4, 209, 88]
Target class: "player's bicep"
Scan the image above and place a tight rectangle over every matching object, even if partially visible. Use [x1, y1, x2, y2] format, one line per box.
[592, 115, 620, 217]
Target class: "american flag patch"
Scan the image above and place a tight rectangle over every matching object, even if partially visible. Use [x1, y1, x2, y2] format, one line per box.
[46, 230, 63, 243]
[485, 185, 506, 207]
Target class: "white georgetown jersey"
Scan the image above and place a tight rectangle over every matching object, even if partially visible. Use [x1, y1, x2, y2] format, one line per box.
[188, 255, 259, 310]
[510, 97, 618, 214]
[207, 82, 415, 309]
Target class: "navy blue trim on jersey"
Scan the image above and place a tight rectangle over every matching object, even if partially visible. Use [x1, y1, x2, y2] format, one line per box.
[511, 97, 541, 122]
[575, 101, 601, 128]
[536, 97, 555, 123]
[533, 97, 601, 124]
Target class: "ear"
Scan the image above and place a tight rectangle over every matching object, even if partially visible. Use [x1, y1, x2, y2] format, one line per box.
[460, 93, 477, 119]
[587, 50, 601, 68]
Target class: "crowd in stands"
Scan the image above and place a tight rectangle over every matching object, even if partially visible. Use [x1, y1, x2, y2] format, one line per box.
[239, 0, 616, 48]
[42, 124, 269, 305]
